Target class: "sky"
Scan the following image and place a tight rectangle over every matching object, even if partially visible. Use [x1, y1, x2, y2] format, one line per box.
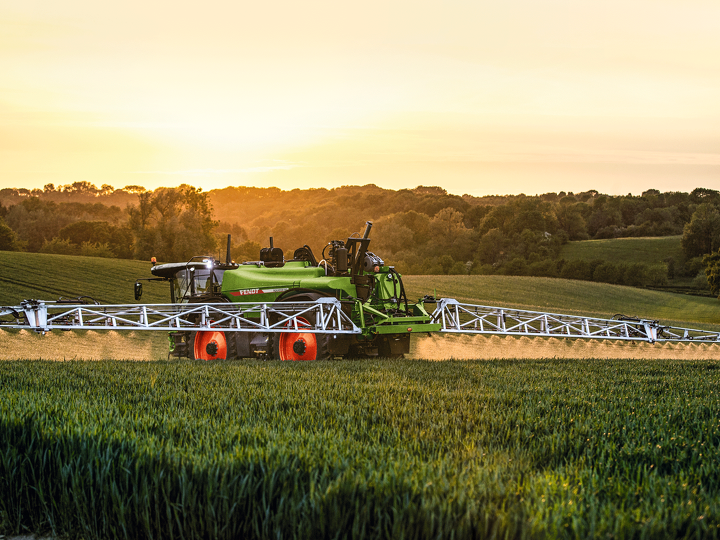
[1, 0, 719, 197]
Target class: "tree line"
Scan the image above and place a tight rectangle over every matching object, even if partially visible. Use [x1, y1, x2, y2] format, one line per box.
[0, 184, 216, 262]
[0, 184, 719, 291]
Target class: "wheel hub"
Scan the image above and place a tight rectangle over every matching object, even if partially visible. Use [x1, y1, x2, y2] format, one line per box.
[292, 338, 306, 355]
[206, 340, 219, 356]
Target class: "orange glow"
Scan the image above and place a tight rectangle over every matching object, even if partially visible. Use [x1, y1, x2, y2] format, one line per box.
[1, 0, 719, 196]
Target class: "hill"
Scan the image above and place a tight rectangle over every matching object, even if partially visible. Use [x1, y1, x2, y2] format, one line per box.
[2, 251, 715, 326]
[403, 274, 720, 327]
[0, 251, 168, 305]
[1, 251, 716, 327]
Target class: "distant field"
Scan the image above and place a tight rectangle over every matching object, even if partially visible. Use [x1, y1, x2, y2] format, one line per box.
[0, 251, 168, 305]
[403, 274, 720, 327]
[560, 235, 683, 266]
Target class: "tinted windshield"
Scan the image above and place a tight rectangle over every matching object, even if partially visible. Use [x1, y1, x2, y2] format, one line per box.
[172, 268, 226, 303]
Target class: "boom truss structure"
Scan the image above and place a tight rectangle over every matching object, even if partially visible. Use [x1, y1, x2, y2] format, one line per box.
[1, 297, 719, 344]
[431, 299, 720, 343]
[0, 298, 360, 335]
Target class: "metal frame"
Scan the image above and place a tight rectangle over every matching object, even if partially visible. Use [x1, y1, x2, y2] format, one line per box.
[432, 298, 720, 343]
[0, 298, 360, 334]
[3, 296, 720, 345]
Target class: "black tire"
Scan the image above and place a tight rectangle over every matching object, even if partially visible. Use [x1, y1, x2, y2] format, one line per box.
[188, 331, 196, 360]
[272, 292, 331, 361]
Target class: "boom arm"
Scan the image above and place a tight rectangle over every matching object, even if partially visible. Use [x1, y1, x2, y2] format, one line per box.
[0, 298, 359, 334]
[431, 298, 720, 343]
[1, 297, 718, 343]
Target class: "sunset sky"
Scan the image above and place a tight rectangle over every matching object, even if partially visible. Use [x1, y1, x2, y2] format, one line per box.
[1, 0, 719, 196]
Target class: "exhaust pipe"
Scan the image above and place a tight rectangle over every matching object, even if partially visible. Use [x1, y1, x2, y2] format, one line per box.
[362, 221, 372, 239]
[226, 234, 232, 264]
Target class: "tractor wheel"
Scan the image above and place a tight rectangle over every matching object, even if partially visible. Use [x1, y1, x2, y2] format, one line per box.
[273, 293, 330, 361]
[188, 330, 239, 360]
[185, 295, 238, 361]
[192, 329, 228, 361]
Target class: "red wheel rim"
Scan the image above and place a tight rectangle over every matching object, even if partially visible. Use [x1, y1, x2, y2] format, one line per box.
[194, 330, 227, 361]
[278, 317, 317, 361]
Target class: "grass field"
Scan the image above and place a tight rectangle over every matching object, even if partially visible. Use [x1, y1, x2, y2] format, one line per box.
[403, 275, 720, 327]
[0, 251, 172, 360]
[2, 250, 714, 327]
[0, 251, 167, 305]
[3, 252, 720, 538]
[3, 359, 720, 539]
[559, 236, 683, 266]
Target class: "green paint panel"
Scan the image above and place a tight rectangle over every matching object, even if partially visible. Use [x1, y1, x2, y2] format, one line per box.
[374, 323, 441, 335]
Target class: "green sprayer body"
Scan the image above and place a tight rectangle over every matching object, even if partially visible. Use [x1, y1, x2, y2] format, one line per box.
[150, 221, 439, 359]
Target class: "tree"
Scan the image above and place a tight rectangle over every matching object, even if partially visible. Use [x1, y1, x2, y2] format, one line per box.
[40, 238, 77, 255]
[475, 229, 508, 265]
[59, 221, 113, 245]
[127, 185, 217, 262]
[58, 220, 133, 258]
[682, 204, 720, 259]
[0, 218, 20, 251]
[554, 203, 588, 240]
[704, 250, 720, 298]
[439, 254, 454, 274]
[372, 214, 415, 255]
[559, 260, 594, 281]
[690, 188, 720, 205]
[61, 181, 99, 196]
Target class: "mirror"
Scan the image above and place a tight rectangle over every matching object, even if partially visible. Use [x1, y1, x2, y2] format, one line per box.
[134, 282, 143, 300]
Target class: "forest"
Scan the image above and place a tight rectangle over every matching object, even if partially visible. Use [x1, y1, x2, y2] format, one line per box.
[1, 182, 720, 292]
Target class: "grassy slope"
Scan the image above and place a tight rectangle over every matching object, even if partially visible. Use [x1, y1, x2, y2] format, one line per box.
[0, 251, 170, 360]
[1, 250, 718, 326]
[0, 251, 168, 305]
[559, 235, 683, 266]
[404, 274, 720, 327]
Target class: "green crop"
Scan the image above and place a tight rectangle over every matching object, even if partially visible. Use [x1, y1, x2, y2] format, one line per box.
[0, 251, 167, 305]
[2, 358, 720, 539]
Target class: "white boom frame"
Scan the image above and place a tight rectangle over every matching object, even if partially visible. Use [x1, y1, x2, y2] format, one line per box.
[431, 298, 720, 343]
[2, 297, 719, 345]
[0, 298, 360, 335]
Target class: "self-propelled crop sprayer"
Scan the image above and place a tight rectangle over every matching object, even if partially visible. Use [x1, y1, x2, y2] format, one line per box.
[3, 221, 720, 359]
